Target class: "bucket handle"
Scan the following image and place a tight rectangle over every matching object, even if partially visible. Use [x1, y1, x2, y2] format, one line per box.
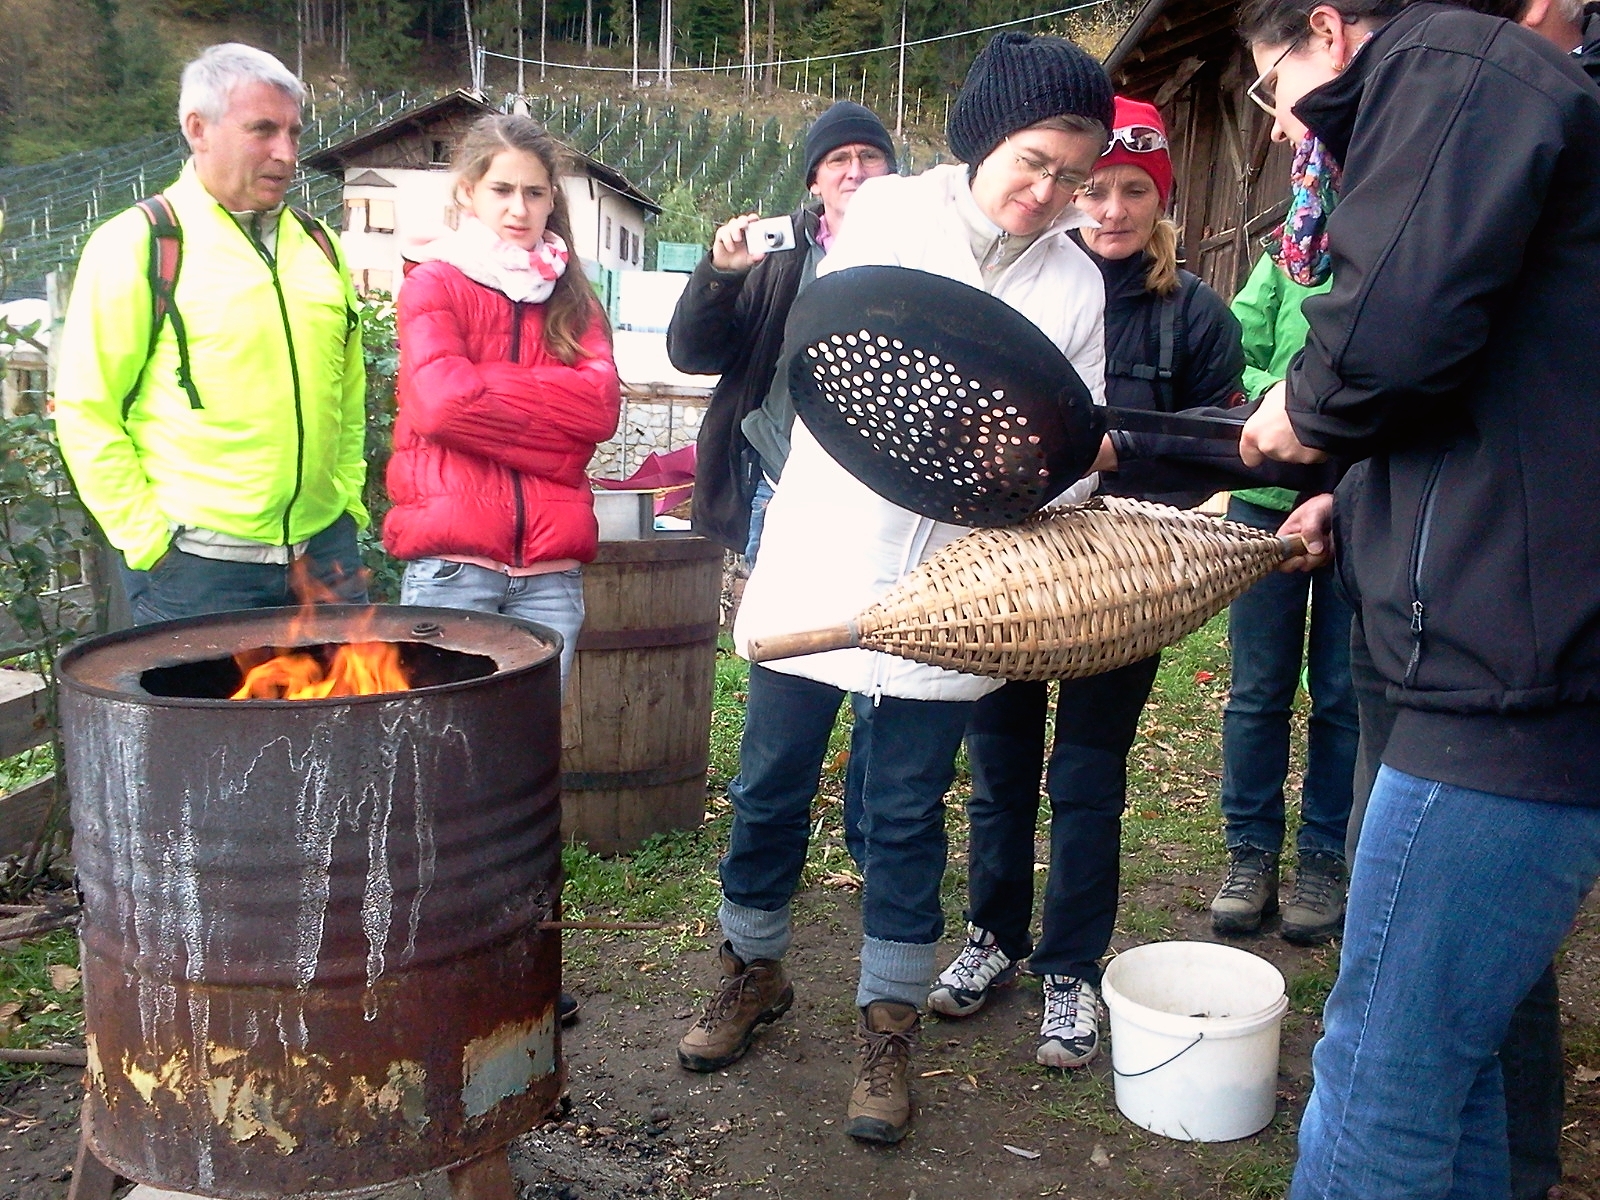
[1111, 1030, 1205, 1078]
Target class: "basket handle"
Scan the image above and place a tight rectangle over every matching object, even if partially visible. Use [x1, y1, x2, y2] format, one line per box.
[747, 623, 860, 662]
[1277, 534, 1309, 559]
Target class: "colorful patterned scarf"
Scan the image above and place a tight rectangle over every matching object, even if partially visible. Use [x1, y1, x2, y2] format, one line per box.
[1273, 133, 1343, 287]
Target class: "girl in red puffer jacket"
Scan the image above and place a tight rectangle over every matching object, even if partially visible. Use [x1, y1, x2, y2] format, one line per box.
[386, 114, 621, 691]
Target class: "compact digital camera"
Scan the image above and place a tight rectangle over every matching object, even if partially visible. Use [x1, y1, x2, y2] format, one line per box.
[746, 215, 797, 253]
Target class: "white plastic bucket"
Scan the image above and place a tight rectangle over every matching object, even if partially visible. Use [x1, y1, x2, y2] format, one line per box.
[1100, 940, 1289, 1142]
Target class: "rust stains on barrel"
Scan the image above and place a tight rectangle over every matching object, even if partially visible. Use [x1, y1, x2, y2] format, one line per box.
[58, 606, 567, 1198]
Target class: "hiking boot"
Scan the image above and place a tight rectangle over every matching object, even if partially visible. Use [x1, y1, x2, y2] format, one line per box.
[1037, 974, 1101, 1069]
[847, 1000, 920, 1144]
[1281, 851, 1348, 945]
[676, 942, 793, 1072]
[927, 925, 1018, 1017]
[1211, 847, 1280, 935]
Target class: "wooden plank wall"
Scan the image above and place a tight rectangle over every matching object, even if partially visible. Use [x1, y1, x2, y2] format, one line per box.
[1158, 47, 1296, 300]
[0, 669, 58, 859]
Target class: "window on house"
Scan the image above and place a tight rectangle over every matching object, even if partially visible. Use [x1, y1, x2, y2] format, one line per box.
[11, 368, 46, 417]
[344, 199, 368, 232]
[358, 268, 395, 296]
[631, 231, 641, 264]
[367, 199, 396, 233]
[605, 216, 613, 250]
[430, 139, 451, 165]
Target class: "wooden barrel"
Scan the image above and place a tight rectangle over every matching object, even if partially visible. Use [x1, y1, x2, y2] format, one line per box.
[560, 535, 724, 855]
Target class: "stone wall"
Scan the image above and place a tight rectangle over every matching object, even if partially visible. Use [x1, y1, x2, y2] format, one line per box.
[589, 392, 709, 481]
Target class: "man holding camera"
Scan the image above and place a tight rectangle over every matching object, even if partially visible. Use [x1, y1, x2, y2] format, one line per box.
[667, 101, 896, 558]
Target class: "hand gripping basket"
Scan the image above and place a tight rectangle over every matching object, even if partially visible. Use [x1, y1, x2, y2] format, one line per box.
[746, 496, 1305, 681]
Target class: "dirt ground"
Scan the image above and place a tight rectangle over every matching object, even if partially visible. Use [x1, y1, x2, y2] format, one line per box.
[3, 877, 1597, 1200]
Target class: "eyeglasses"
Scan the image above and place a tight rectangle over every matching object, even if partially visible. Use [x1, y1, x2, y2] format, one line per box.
[1247, 43, 1295, 114]
[1005, 137, 1088, 191]
[819, 146, 889, 171]
[1106, 124, 1169, 154]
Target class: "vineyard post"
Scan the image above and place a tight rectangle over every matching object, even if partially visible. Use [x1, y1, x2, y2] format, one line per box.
[895, 2, 906, 139]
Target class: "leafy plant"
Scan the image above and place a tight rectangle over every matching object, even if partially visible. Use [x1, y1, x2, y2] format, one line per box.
[357, 291, 405, 602]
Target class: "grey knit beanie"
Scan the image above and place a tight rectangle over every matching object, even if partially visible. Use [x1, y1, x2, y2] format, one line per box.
[947, 32, 1115, 166]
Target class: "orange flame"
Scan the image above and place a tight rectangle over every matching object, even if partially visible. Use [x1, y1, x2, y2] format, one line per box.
[229, 558, 411, 700]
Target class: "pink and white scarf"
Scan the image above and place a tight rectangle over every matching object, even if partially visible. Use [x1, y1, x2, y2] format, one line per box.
[408, 216, 570, 302]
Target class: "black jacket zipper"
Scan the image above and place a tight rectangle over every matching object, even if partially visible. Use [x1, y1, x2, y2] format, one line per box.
[508, 299, 527, 568]
[1402, 453, 1447, 687]
[239, 218, 306, 550]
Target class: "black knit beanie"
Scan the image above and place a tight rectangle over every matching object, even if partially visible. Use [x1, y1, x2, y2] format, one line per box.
[803, 102, 897, 186]
[947, 32, 1115, 166]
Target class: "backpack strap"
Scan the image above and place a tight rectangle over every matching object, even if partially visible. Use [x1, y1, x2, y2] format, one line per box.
[289, 205, 360, 335]
[128, 194, 203, 415]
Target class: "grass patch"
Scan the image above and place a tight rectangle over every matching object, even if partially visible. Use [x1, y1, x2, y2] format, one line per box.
[0, 927, 81, 1084]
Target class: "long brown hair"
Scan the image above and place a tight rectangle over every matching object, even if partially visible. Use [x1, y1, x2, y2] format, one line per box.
[452, 114, 610, 364]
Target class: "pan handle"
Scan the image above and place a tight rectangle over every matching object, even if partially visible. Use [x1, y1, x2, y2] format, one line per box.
[747, 623, 861, 662]
[1105, 407, 1247, 442]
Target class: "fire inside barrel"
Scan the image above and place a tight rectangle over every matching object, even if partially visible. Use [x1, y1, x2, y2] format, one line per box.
[58, 605, 567, 1199]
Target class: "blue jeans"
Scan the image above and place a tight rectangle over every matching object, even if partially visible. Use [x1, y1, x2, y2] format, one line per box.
[120, 513, 367, 626]
[1220, 497, 1358, 858]
[744, 476, 775, 565]
[1292, 766, 1600, 1200]
[964, 657, 1161, 985]
[718, 664, 971, 1007]
[400, 558, 584, 694]
[1346, 621, 1566, 1200]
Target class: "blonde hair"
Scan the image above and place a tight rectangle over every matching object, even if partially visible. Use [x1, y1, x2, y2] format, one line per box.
[1144, 218, 1183, 297]
[451, 114, 609, 365]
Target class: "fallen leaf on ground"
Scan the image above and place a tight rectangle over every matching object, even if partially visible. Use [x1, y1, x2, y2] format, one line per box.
[819, 872, 862, 890]
[1194, 670, 1216, 683]
[1576, 1065, 1600, 1084]
[708, 1120, 732, 1133]
[919, 1069, 954, 1078]
[47, 965, 79, 991]
[1090, 1144, 1112, 1168]
[1003, 1144, 1041, 1159]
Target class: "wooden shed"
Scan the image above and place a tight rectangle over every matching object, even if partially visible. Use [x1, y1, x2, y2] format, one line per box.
[1106, 0, 1294, 296]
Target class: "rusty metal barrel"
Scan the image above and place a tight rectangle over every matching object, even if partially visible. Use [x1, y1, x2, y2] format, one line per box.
[58, 605, 566, 1198]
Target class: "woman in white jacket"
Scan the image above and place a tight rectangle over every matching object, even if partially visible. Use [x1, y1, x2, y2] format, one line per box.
[677, 31, 1113, 1145]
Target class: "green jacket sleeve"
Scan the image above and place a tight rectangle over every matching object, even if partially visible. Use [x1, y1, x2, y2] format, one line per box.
[1231, 251, 1285, 401]
[52, 211, 173, 572]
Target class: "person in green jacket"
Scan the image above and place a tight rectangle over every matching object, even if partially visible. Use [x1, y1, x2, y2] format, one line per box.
[1210, 248, 1357, 942]
[54, 43, 367, 625]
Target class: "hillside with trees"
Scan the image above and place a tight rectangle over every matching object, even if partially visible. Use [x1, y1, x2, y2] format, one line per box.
[0, 0, 1134, 166]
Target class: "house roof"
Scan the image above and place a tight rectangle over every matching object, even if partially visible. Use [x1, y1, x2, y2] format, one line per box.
[303, 90, 661, 214]
[1104, 0, 1243, 99]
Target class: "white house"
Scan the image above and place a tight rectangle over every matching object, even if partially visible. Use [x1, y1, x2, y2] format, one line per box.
[303, 91, 660, 297]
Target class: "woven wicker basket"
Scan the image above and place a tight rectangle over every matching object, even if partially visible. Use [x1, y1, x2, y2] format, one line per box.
[747, 496, 1302, 681]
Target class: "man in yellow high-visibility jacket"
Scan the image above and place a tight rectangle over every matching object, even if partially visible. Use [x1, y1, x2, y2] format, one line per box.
[55, 42, 367, 624]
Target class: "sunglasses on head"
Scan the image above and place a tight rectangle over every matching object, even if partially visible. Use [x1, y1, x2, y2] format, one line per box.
[1106, 125, 1169, 154]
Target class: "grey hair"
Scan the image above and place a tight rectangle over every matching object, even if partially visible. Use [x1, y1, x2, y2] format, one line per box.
[178, 43, 304, 135]
[1034, 113, 1109, 146]
[1558, 0, 1585, 22]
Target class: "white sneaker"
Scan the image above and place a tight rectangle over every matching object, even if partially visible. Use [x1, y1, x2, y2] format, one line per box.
[1037, 974, 1100, 1068]
[927, 925, 1017, 1017]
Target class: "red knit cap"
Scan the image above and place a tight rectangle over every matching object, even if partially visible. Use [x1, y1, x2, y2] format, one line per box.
[1096, 96, 1174, 210]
